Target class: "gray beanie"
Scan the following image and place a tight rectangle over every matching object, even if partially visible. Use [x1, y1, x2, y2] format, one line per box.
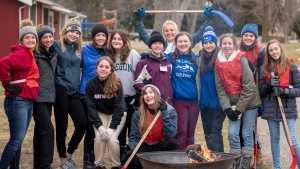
[19, 25, 38, 42]
[142, 84, 161, 97]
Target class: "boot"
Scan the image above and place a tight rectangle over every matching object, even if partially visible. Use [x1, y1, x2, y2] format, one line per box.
[241, 156, 252, 169]
[251, 149, 263, 169]
[233, 155, 243, 169]
[83, 153, 96, 169]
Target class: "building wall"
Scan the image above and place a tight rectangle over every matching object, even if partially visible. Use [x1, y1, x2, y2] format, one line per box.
[0, 1, 24, 58]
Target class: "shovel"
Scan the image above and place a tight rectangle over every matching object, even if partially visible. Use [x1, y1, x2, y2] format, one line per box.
[270, 68, 297, 169]
[121, 110, 161, 169]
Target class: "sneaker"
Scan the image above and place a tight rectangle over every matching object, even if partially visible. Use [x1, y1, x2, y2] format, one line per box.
[58, 159, 77, 169]
[83, 153, 96, 169]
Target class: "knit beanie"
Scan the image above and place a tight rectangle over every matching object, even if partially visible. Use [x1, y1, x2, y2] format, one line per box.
[19, 20, 38, 43]
[241, 23, 258, 38]
[65, 24, 82, 34]
[92, 24, 108, 39]
[142, 84, 161, 97]
[148, 31, 165, 48]
[201, 26, 218, 46]
[37, 25, 53, 41]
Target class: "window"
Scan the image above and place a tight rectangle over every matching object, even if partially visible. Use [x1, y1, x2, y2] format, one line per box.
[30, 4, 36, 24]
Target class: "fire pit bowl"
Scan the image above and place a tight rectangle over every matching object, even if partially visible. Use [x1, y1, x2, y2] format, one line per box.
[137, 151, 235, 169]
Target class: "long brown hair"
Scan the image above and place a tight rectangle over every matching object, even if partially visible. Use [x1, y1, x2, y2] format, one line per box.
[59, 18, 82, 56]
[96, 56, 121, 99]
[261, 39, 290, 76]
[199, 46, 218, 73]
[107, 31, 131, 64]
[172, 32, 195, 64]
[138, 86, 160, 134]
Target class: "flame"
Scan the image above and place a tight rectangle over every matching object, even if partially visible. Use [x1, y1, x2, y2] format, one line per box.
[189, 143, 221, 163]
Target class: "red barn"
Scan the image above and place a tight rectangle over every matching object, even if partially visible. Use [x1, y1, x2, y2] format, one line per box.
[0, 0, 86, 58]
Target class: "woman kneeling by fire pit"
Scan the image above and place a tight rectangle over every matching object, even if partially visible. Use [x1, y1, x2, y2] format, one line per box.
[121, 84, 178, 169]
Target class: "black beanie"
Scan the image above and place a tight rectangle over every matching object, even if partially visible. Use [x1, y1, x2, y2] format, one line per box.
[148, 31, 165, 48]
[92, 24, 108, 39]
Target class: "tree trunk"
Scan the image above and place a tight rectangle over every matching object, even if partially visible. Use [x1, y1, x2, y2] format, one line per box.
[153, 0, 192, 32]
[261, 0, 269, 42]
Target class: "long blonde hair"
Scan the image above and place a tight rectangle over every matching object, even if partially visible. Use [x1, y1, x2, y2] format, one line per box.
[59, 18, 82, 56]
[261, 39, 290, 76]
[96, 56, 121, 99]
[138, 86, 160, 134]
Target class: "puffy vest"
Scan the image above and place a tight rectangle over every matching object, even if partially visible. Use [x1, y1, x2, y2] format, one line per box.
[216, 52, 244, 96]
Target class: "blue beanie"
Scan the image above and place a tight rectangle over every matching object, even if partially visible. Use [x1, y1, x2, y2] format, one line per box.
[241, 23, 258, 38]
[201, 26, 218, 46]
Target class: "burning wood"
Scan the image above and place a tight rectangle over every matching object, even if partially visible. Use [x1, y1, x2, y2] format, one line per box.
[185, 143, 221, 163]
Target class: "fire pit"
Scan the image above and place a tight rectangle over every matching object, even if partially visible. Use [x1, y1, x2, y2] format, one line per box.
[137, 151, 235, 169]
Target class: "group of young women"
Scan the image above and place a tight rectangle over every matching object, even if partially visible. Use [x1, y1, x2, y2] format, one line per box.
[0, 7, 300, 169]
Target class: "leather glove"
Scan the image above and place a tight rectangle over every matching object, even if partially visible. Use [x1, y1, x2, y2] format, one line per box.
[105, 128, 115, 140]
[266, 76, 279, 87]
[204, 7, 213, 20]
[135, 7, 145, 21]
[159, 99, 167, 111]
[98, 126, 108, 141]
[272, 87, 289, 97]
[224, 108, 240, 121]
[4, 83, 22, 95]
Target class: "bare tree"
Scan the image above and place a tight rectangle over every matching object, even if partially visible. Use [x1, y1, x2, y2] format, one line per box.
[153, 0, 192, 31]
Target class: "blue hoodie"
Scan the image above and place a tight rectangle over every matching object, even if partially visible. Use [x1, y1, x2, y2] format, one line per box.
[167, 52, 198, 102]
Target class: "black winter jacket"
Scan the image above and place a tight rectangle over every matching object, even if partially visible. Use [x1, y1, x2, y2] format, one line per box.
[34, 46, 57, 103]
[259, 63, 300, 119]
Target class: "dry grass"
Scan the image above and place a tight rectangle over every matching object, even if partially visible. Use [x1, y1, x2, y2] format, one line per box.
[0, 40, 299, 168]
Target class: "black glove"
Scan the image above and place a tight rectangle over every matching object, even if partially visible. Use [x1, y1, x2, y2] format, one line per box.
[224, 108, 240, 121]
[4, 83, 22, 95]
[121, 145, 133, 165]
[266, 76, 279, 87]
[134, 7, 145, 21]
[272, 87, 289, 97]
[159, 100, 167, 111]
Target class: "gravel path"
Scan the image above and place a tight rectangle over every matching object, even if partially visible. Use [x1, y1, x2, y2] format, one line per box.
[257, 98, 300, 169]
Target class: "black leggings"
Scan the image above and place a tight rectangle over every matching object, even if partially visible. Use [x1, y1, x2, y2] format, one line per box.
[53, 85, 87, 158]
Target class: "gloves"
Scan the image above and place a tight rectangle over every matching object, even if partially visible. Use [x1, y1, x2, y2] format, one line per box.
[159, 100, 167, 111]
[121, 146, 133, 166]
[135, 7, 146, 20]
[272, 87, 289, 97]
[204, 7, 213, 19]
[98, 126, 108, 141]
[266, 76, 279, 87]
[224, 108, 241, 121]
[4, 83, 22, 95]
[105, 128, 115, 140]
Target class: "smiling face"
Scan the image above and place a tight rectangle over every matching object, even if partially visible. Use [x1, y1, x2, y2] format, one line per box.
[242, 32, 256, 46]
[267, 42, 281, 60]
[176, 34, 191, 55]
[111, 33, 124, 50]
[143, 87, 157, 108]
[220, 37, 235, 58]
[151, 42, 164, 57]
[163, 23, 177, 43]
[93, 32, 107, 48]
[65, 30, 80, 43]
[21, 33, 37, 50]
[96, 59, 112, 81]
[40, 33, 53, 50]
[203, 41, 216, 53]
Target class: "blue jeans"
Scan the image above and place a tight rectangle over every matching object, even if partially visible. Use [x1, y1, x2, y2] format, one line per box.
[200, 108, 226, 152]
[0, 96, 33, 169]
[267, 118, 300, 169]
[228, 108, 257, 154]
